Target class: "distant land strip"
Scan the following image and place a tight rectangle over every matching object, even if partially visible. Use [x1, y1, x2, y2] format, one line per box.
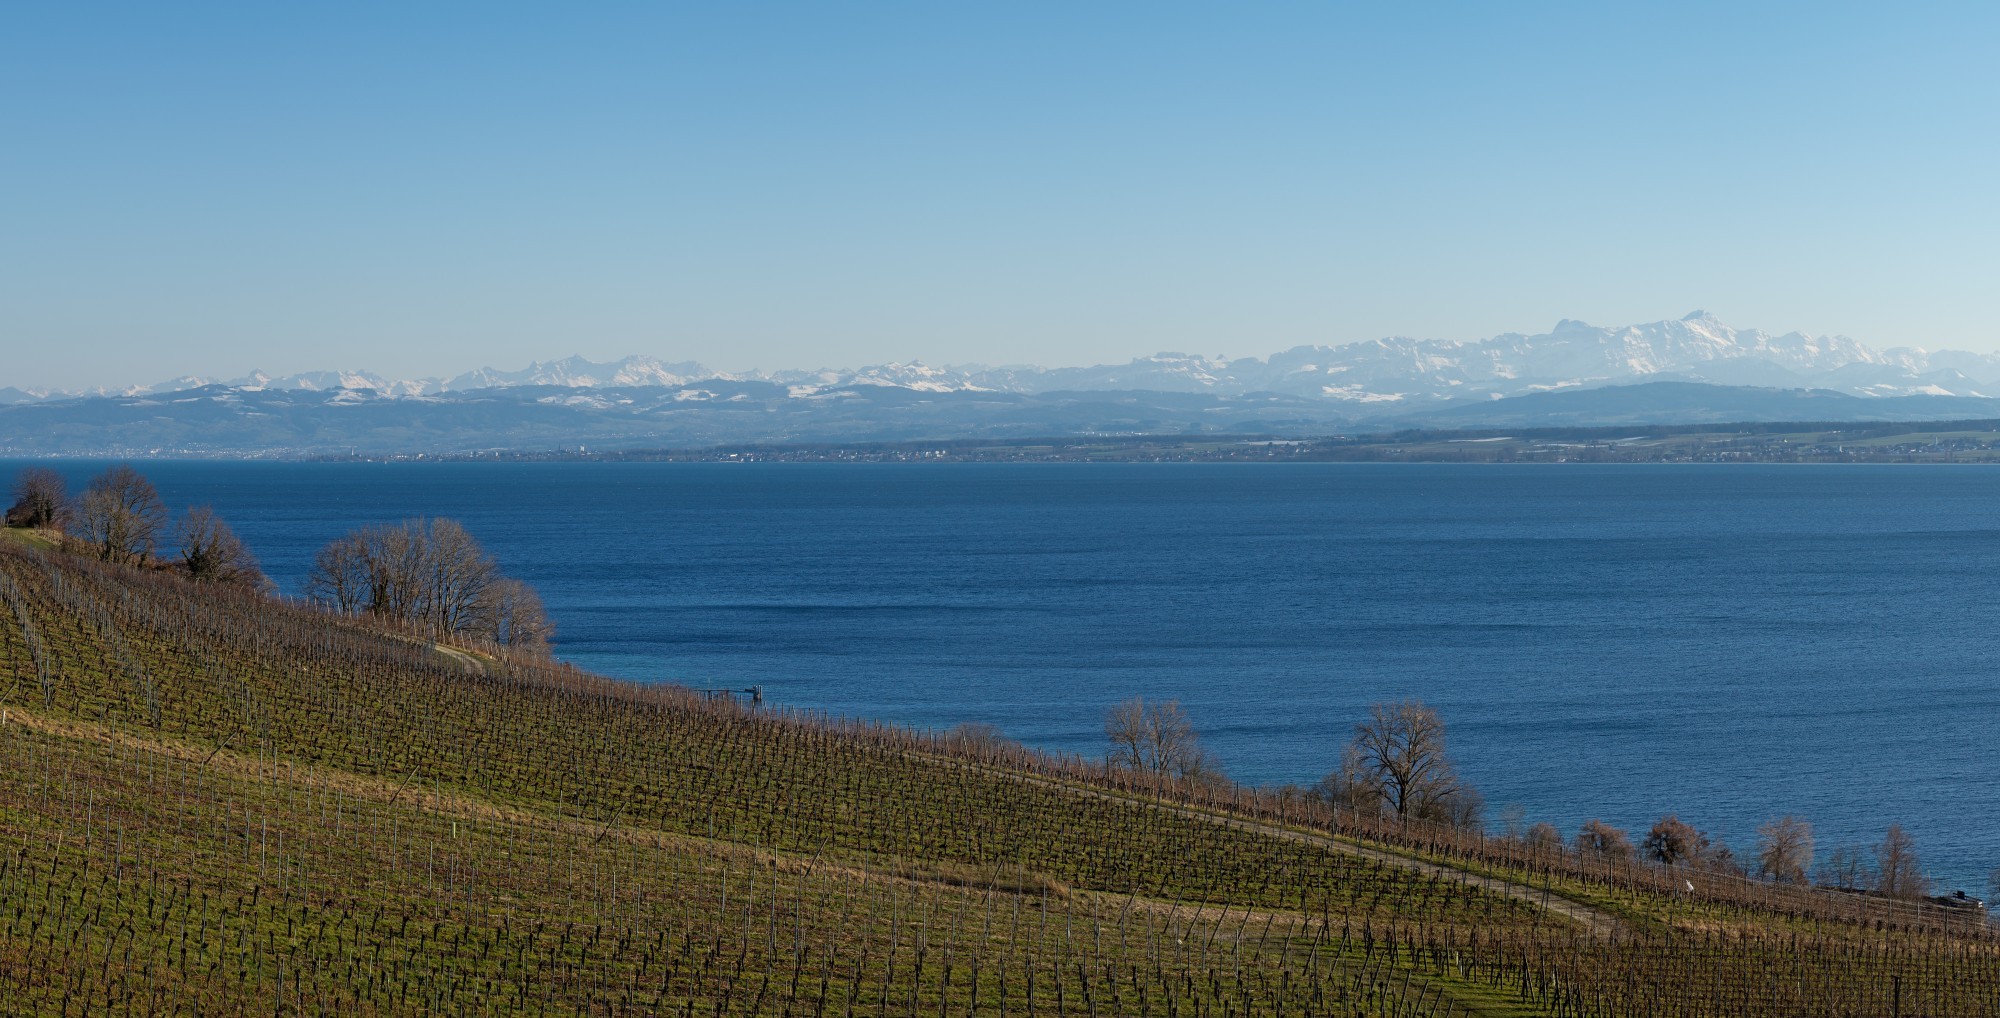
[306, 418, 2000, 465]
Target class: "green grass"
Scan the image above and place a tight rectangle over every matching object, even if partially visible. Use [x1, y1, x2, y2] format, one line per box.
[1, 538, 1998, 1015]
[0, 526, 59, 551]
[0, 546, 1555, 927]
[0, 542, 1555, 1015]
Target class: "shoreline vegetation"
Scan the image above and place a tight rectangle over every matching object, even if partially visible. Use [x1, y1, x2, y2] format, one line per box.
[5, 466, 2000, 1013]
[5, 464, 553, 657]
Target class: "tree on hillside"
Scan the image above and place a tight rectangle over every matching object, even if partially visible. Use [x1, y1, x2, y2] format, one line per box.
[488, 576, 553, 651]
[419, 518, 499, 637]
[177, 505, 270, 591]
[1574, 819, 1635, 862]
[1104, 697, 1208, 780]
[6, 467, 69, 529]
[946, 722, 1007, 754]
[1815, 844, 1870, 890]
[1324, 700, 1481, 827]
[1756, 816, 1814, 884]
[1524, 822, 1563, 856]
[1701, 842, 1748, 877]
[1105, 698, 1147, 768]
[304, 517, 552, 654]
[303, 532, 373, 614]
[1874, 824, 1928, 899]
[363, 522, 429, 620]
[70, 465, 167, 565]
[1642, 814, 1709, 866]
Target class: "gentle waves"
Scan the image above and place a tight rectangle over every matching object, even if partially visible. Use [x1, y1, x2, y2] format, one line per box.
[15, 460, 2000, 892]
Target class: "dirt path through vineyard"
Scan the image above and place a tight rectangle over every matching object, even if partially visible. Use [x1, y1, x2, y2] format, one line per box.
[956, 759, 1627, 937]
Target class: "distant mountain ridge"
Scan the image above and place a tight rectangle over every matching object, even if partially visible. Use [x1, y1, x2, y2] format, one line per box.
[9, 311, 2000, 407]
[6, 376, 2000, 458]
[11, 312, 2000, 455]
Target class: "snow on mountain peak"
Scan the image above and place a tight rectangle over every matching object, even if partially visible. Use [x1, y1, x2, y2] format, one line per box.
[26, 313, 2000, 408]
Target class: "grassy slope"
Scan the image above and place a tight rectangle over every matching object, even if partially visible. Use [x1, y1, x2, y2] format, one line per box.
[0, 541, 1552, 1017]
[0, 526, 59, 551]
[0, 539, 1996, 1015]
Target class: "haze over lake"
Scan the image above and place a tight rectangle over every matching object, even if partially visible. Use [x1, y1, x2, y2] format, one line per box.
[18, 460, 1997, 892]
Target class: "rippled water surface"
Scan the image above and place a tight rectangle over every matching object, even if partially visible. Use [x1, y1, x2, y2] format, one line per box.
[13, 460, 1999, 891]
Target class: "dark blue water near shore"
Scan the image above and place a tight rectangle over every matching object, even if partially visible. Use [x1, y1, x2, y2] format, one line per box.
[11, 461, 1999, 892]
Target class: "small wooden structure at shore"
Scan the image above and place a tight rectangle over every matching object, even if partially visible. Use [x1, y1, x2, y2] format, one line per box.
[697, 684, 763, 706]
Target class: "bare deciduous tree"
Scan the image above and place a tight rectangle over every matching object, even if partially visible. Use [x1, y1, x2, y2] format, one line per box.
[1814, 844, 1869, 890]
[488, 576, 553, 651]
[6, 468, 69, 529]
[1144, 699, 1199, 777]
[1874, 824, 1928, 899]
[946, 722, 1006, 753]
[1701, 842, 1747, 877]
[70, 465, 167, 565]
[303, 532, 373, 614]
[366, 522, 429, 621]
[421, 518, 499, 637]
[1105, 698, 1147, 770]
[1524, 821, 1563, 854]
[303, 517, 551, 654]
[177, 505, 270, 590]
[1756, 816, 1814, 884]
[1326, 700, 1480, 827]
[1104, 697, 1208, 780]
[1642, 814, 1709, 866]
[1574, 819, 1635, 862]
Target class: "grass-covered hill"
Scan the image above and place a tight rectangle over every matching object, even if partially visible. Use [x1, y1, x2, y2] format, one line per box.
[1, 530, 1998, 1016]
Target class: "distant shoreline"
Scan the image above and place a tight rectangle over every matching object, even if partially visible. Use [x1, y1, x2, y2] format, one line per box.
[15, 417, 2000, 464]
[528, 421, 2000, 465]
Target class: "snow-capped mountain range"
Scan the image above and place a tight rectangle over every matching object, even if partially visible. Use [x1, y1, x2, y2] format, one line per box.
[7, 311, 1998, 408]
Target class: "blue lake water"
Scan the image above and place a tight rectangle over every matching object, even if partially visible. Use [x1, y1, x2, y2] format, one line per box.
[9, 460, 1999, 893]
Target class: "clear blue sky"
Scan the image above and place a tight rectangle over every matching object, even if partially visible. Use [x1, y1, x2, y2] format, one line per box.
[4, 3, 1997, 388]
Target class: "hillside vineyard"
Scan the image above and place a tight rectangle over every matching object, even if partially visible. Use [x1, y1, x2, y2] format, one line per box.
[3, 538, 2000, 1015]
